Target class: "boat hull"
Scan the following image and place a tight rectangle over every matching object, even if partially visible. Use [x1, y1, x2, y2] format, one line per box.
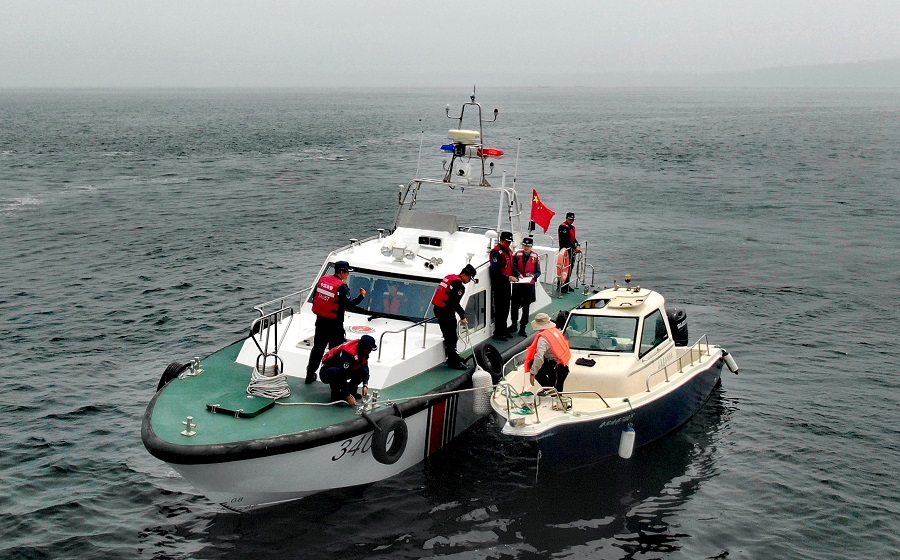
[161, 390, 481, 510]
[509, 358, 724, 470]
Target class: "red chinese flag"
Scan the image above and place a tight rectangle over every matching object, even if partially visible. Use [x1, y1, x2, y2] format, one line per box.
[531, 189, 555, 233]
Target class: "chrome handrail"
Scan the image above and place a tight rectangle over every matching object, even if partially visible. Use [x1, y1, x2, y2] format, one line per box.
[376, 317, 437, 362]
[254, 287, 313, 317]
[645, 334, 711, 391]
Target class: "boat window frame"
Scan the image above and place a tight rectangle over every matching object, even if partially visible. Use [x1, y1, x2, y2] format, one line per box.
[563, 312, 639, 353]
[638, 308, 670, 358]
[308, 265, 441, 323]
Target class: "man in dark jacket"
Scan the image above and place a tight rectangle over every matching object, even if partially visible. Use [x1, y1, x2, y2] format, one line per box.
[319, 335, 377, 406]
[306, 261, 367, 383]
[489, 231, 517, 340]
[557, 212, 580, 293]
[431, 264, 476, 369]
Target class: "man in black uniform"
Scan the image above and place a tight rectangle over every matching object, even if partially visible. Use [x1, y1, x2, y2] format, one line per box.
[557, 212, 580, 293]
[305, 260, 367, 384]
[431, 264, 476, 369]
[490, 231, 517, 340]
[510, 237, 542, 336]
[319, 335, 377, 406]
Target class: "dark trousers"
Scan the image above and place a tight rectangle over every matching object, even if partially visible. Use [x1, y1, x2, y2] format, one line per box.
[320, 366, 366, 401]
[562, 248, 575, 289]
[535, 360, 569, 392]
[510, 285, 533, 331]
[492, 281, 511, 334]
[435, 308, 462, 363]
[306, 316, 345, 376]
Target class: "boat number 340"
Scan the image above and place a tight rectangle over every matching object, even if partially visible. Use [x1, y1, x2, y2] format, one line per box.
[332, 433, 374, 461]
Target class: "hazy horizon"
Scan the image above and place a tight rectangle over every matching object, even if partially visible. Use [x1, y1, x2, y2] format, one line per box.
[2, 1, 899, 88]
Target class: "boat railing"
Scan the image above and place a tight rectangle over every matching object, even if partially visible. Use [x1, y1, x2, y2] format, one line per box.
[249, 306, 294, 370]
[254, 287, 313, 318]
[375, 317, 437, 362]
[645, 334, 712, 391]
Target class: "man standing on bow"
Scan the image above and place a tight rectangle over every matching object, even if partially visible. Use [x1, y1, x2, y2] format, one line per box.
[305, 261, 367, 384]
[431, 264, 476, 369]
[525, 313, 571, 392]
[510, 237, 541, 336]
[489, 231, 517, 340]
[557, 212, 580, 293]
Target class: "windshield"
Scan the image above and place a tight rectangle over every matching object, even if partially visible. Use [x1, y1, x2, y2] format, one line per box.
[564, 313, 638, 353]
[310, 265, 439, 322]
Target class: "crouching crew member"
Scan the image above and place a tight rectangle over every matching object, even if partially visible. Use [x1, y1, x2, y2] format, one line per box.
[511, 237, 541, 336]
[431, 264, 476, 369]
[306, 260, 367, 384]
[490, 231, 517, 340]
[525, 313, 571, 392]
[319, 335, 377, 406]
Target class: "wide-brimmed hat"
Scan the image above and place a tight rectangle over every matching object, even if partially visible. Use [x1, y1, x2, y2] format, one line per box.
[531, 313, 555, 331]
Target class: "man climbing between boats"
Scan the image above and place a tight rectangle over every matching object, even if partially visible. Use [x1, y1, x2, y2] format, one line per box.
[319, 335, 376, 406]
[557, 212, 580, 293]
[431, 264, 476, 370]
[525, 313, 571, 392]
[306, 260, 367, 384]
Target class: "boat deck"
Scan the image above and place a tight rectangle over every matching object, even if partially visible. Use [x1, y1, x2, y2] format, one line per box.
[147, 289, 587, 447]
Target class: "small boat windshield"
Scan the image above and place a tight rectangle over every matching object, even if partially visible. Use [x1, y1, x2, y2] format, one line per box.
[311, 264, 439, 322]
[564, 314, 638, 353]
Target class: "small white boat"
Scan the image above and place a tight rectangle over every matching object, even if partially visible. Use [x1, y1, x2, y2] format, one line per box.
[490, 277, 739, 469]
[141, 92, 597, 510]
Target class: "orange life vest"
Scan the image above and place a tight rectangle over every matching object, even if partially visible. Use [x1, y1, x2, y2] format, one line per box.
[525, 328, 572, 373]
[312, 275, 344, 319]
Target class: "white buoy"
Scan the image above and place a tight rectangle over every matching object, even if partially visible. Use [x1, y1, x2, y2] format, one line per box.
[618, 424, 636, 459]
[723, 350, 740, 374]
[471, 367, 494, 416]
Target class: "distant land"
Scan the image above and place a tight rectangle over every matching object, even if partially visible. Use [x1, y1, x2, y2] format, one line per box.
[550, 58, 900, 88]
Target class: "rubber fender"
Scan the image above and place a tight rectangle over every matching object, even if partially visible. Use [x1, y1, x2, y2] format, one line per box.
[371, 415, 408, 465]
[157, 362, 187, 392]
[478, 343, 504, 382]
[554, 309, 570, 330]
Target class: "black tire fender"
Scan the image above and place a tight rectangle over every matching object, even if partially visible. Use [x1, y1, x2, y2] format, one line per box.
[371, 415, 408, 465]
[478, 343, 504, 382]
[157, 362, 187, 392]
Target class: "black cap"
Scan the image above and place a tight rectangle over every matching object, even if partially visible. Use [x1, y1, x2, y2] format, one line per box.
[334, 261, 352, 273]
[522, 237, 534, 246]
[566, 212, 575, 220]
[461, 264, 477, 277]
[358, 334, 377, 350]
[499, 231, 513, 242]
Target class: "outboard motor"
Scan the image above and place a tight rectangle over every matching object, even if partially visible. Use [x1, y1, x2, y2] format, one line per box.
[666, 306, 689, 346]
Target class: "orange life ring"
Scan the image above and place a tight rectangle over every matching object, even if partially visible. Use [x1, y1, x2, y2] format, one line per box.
[556, 249, 570, 279]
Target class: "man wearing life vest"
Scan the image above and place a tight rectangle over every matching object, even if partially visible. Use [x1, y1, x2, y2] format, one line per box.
[319, 335, 376, 406]
[525, 313, 571, 392]
[305, 261, 367, 384]
[511, 237, 542, 337]
[431, 264, 476, 369]
[557, 212, 580, 293]
[489, 231, 518, 340]
[382, 284, 404, 315]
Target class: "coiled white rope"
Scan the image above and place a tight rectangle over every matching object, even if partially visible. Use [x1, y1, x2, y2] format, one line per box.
[247, 363, 292, 400]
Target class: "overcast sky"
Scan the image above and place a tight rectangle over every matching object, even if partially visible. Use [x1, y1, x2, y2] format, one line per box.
[2, 0, 899, 87]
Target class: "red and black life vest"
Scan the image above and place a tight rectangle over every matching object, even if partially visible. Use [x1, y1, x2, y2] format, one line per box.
[514, 250, 540, 279]
[312, 275, 345, 319]
[492, 244, 514, 276]
[322, 339, 367, 369]
[431, 274, 460, 308]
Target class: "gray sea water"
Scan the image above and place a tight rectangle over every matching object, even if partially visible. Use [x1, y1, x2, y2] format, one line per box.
[1, 87, 898, 559]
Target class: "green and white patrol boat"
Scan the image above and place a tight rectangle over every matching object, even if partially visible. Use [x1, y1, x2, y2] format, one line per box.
[141, 93, 596, 510]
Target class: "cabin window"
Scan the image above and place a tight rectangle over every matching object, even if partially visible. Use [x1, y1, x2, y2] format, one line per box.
[639, 309, 670, 358]
[309, 265, 439, 322]
[463, 290, 486, 332]
[564, 314, 637, 353]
